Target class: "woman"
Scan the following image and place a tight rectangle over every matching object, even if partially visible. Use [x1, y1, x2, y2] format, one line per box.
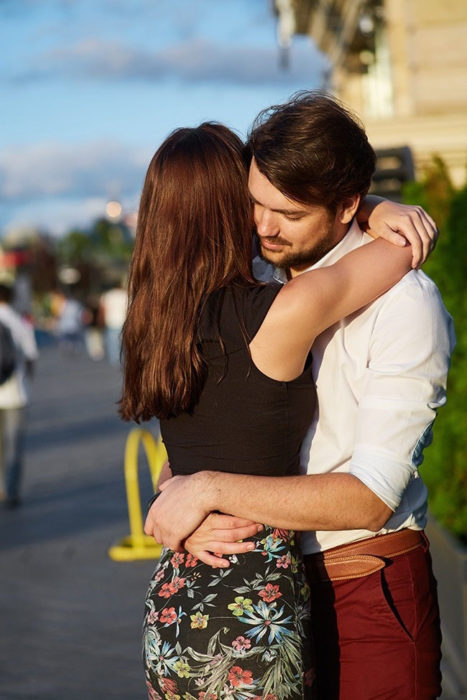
[120, 123, 415, 699]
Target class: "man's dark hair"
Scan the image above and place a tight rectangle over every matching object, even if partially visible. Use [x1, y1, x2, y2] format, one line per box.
[247, 90, 376, 211]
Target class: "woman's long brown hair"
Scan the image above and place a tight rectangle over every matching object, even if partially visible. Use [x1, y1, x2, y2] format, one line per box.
[120, 122, 255, 422]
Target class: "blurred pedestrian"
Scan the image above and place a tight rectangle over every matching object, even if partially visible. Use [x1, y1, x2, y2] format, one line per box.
[56, 292, 84, 355]
[100, 279, 127, 366]
[83, 295, 105, 361]
[0, 278, 38, 508]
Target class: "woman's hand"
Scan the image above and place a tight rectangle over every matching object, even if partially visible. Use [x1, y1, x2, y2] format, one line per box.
[184, 513, 262, 568]
[358, 196, 438, 268]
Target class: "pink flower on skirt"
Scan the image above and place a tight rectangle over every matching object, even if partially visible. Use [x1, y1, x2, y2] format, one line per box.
[170, 552, 185, 568]
[147, 610, 159, 624]
[146, 680, 162, 699]
[276, 554, 291, 569]
[154, 568, 165, 583]
[231, 636, 252, 652]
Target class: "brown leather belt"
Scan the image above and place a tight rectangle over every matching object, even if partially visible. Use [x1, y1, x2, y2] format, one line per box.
[304, 529, 425, 583]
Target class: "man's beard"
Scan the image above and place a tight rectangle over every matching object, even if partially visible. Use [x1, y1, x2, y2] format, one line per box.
[257, 228, 337, 272]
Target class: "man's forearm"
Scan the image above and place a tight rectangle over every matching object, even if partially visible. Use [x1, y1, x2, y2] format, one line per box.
[147, 468, 393, 552]
[197, 470, 392, 532]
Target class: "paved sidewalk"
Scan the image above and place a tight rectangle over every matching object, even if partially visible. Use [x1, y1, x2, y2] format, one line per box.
[0, 343, 461, 699]
[0, 344, 157, 699]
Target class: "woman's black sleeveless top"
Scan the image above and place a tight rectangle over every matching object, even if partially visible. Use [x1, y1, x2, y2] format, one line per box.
[161, 283, 316, 477]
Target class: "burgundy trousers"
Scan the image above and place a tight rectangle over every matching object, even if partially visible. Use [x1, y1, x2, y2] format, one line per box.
[305, 535, 442, 699]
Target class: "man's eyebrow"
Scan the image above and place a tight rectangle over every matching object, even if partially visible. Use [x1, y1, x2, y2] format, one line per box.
[248, 193, 307, 216]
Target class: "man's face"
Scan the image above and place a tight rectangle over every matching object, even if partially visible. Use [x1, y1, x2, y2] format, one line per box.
[248, 158, 348, 276]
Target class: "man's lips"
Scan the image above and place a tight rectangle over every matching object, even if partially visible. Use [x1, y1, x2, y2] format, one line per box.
[260, 238, 290, 251]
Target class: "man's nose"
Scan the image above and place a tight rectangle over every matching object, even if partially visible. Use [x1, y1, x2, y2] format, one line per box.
[255, 207, 279, 238]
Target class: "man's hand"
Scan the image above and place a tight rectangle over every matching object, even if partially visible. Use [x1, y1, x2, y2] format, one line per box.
[144, 472, 213, 551]
[184, 513, 262, 568]
[358, 196, 438, 268]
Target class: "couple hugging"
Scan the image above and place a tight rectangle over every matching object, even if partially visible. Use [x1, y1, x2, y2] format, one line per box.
[120, 92, 455, 700]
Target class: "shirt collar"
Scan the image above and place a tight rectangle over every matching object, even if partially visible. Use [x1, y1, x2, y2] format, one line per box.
[265, 220, 370, 284]
[301, 219, 368, 273]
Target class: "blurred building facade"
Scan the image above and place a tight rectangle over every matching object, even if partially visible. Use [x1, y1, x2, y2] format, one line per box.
[275, 0, 467, 187]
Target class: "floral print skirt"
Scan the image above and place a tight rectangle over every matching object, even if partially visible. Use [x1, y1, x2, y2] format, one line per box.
[143, 526, 315, 699]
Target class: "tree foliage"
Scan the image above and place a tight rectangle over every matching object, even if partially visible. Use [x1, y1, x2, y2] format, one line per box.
[404, 158, 467, 541]
[57, 218, 133, 266]
[56, 217, 134, 296]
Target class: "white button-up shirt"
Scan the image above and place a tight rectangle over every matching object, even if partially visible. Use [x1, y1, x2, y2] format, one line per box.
[255, 220, 455, 554]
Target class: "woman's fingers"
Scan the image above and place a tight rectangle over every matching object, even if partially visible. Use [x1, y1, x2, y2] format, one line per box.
[185, 537, 256, 567]
[398, 207, 438, 267]
[191, 550, 230, 567]
[416, 205, 438, 242]
[401, 217, 423, 268]
[368, 201, 439, 268]
[212, 540, 256, 555]
[184, 516, 262, 568]
[215, 523, 262, 542]
[411, 208, 437, 263]
[185, 531, 257, 555]
[208, 513, 260, 529]
[376, 227, 407, 247]
[198, 513, 262, 542]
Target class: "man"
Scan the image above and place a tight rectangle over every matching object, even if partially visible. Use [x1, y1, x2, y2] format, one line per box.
[0, 278, 38, 507]
[145, 93, 455, 698]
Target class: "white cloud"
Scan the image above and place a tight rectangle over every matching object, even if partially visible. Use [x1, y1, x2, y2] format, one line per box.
[12, 36, 326, 86]
[0, 139, 149, 235]
[0, 140, 150, 202]
[3, 197, 115, 237]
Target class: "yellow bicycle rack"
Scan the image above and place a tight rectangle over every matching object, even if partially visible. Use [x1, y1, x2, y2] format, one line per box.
[108, 427, 167, 561]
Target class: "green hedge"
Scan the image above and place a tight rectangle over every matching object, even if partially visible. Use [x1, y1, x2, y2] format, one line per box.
[403, 158, 467, 542]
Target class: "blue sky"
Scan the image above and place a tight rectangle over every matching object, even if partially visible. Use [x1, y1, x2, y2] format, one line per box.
[0, 0, 327, 236]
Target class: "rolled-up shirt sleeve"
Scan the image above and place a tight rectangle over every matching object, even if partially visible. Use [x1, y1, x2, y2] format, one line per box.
[349, 276, 455, 511]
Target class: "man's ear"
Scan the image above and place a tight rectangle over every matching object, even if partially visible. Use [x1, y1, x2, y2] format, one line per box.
[337, 194, 361, 224]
